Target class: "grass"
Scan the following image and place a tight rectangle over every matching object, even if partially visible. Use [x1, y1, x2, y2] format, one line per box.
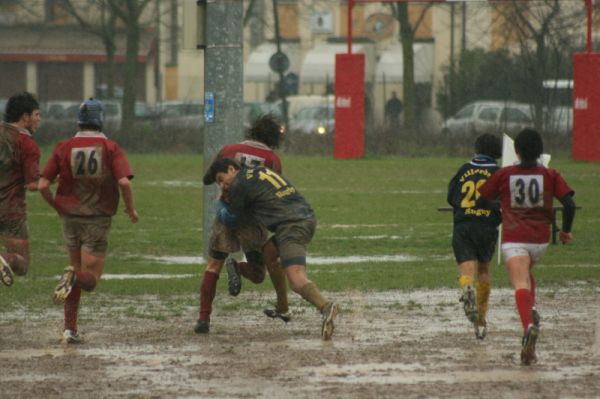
[2, 152, 599, 314]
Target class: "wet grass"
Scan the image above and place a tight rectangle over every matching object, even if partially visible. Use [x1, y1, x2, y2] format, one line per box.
[2, 153, 599, 313]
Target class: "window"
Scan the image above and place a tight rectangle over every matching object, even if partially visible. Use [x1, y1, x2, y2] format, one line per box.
[503, 107, 531, 123]
[455, 104, 475, 119]
[478, 107, 499, 122]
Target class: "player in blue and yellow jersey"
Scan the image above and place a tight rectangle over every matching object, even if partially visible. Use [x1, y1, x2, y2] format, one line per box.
[447, 133, 502, 339]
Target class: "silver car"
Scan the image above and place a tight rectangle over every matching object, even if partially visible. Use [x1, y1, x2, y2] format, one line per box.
[441, 101, 533, 137]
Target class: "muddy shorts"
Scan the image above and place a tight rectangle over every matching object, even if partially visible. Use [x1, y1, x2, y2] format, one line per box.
[452, 222, 498, 264]
[62, 215, 112, 257]
[273, 217, 316, 267]
[209, 218, 270, 260]
[0, 217, 28, 240]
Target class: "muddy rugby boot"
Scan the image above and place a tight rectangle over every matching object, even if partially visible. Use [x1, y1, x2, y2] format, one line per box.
[521, 325, 540, 365]
[53, 266, 75, 304]
[474, 319, 487, 340]
[194, 319, 210, 334]
[264, 308, 291, 323]
[532, 308, 541, 328]
[321, 302, 339, 341]
[0, 255, 14, 287]
[226, 258, 241, 296]
[61, 329, 83, 344]
[460, 285, 478, 323]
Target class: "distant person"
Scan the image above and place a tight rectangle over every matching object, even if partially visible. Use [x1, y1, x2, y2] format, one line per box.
[194, 114, 290, 334]
[0, 92, 41, 287]
[385, 91, 403, 128]
[203, 159, 340, 340]
[478, 128, 576, 365]
[447, 133, 502, 340]
[38, 98, 139, 344]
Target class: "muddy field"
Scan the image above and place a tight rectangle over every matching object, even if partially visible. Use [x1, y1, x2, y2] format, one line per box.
[1, 285, 599, 399]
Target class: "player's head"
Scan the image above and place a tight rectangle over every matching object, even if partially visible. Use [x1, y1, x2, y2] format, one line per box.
[514, 128, 543, 164]
[475, 133, 502, 159]
[247, 114, 283, 149]
[4, 92, 40, 125]
[203, 157, 240, 186]
[78, 98, 104, 131]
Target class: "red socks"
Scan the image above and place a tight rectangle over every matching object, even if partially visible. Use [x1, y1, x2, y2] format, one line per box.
[515, 288, 534, 332]
[199, 271, 219, 321]
[64, 286, 82, 332]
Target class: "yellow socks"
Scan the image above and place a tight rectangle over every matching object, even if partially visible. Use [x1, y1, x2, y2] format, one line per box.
[458, 275, 473, 290]
[266, 261, 289, 314]
[299, 281, 328, 312]
[476, 281, 491, 324]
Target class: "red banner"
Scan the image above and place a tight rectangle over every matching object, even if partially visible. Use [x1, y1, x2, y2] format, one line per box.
[573, 53, 600, 161]
[334, 53, 365, 159]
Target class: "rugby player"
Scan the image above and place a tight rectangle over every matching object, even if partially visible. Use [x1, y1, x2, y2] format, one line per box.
[478, 128, 576, 365]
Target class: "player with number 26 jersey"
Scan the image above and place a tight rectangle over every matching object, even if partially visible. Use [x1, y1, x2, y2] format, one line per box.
[41, 131, 133, 217]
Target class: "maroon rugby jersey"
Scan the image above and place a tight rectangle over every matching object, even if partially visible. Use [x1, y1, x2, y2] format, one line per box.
[41, 131, 133, 217]
[0, 122, 40, 219]
[479, 164, 573, 244]
[216, 140, 282, 174]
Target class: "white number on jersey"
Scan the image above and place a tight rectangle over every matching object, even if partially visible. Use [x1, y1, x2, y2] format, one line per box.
[234, 152, 266, 168]
[509, 175, 544, 208]
[71, 147, 103, 178]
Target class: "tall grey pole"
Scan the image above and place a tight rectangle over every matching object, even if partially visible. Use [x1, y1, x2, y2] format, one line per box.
[202, 0, 244, 257]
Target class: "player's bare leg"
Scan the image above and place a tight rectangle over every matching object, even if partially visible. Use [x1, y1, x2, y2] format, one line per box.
[457, 260, 477, 324]
[195, 256, 225, 334]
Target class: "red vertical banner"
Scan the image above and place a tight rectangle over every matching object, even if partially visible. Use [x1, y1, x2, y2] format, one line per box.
[334, 53, 365, 159]
[573, 53, 600, 162]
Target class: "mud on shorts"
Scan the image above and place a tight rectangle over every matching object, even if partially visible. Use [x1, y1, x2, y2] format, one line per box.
[62, 215, 112, 257]
[273, 217, 316, 267]
[452, 222, 498, 264]
[0, 217, 29, 240]
[209, 218, 270, 260]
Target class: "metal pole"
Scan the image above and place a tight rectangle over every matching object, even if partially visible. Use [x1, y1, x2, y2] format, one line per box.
[202, 0, 244, 257]
[347, 0, 354, 54]
[586, 0, 593, 53]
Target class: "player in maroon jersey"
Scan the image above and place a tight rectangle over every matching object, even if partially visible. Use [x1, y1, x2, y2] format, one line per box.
[0, 92, 41, 287]
[38, 98, 139, 344]
[478, 128, 576, 365]
[195, 115, 290, 334]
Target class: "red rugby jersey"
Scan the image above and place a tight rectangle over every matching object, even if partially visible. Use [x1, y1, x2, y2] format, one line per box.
[41, 131, 133, 217]
[0, 123, 40, 219]
[216, 140, 282, 174]
[478, 164, 574, 244]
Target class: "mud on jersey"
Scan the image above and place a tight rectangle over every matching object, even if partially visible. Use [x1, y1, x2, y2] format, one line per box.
[447, 156, 501, 227]
[217, 140, 282, 174]
[227, 166, 314, 230]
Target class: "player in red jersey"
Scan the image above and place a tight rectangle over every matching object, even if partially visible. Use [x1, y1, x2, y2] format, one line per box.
[195, 115, 290, 334]
[38, 98, 139, 344]
[0, 92, 41, 287]
[478, 128, 576, 365]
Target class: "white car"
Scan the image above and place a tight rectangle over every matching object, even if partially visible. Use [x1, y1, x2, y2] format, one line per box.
[441, 101, 533, 137]
[289, 105, 335, 136]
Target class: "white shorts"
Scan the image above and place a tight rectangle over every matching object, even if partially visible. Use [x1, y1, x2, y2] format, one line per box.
[501, 243, 549, 263]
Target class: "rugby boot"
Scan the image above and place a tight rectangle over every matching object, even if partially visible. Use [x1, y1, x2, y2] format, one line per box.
[0, 255, 14, 287]
[61, 329, 83, 344]
[263, 308, 292, 323]
[474, 318, 487, 340]
[194, 319, 210, 334]
[226, 258, 241, 296]
[521, 324, 540, 365]
[53, 266, 75, 304]
[321, 302, 339, 341]
[460, 285, 478, 323]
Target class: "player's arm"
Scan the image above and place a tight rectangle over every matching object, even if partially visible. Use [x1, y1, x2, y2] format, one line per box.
[118, 177, 138, 223]
[216, 199, 239, 228]
[557, 193, 575, 244]
[22, 138, 41, 192]
[38, 177, 57, 211]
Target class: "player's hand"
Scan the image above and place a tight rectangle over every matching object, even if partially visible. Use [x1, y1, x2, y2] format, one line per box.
[559, 231, 572, 244]
[126, 208, 139, 223]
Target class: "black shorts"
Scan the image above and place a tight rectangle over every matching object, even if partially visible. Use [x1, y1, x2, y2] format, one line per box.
[452, 222, 498, 264]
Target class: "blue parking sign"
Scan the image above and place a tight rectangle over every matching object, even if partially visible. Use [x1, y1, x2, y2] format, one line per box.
[204, 92, 215, 123]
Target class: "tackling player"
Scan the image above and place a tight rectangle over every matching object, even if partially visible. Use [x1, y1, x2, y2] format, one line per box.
[478, 128, 576, 365]
[195, 114, 290, 334]
[447, 133, 502, 339]
[38, 98, 139, 344]
[204, 158, 340, 340]
[0, 92, 41, 287]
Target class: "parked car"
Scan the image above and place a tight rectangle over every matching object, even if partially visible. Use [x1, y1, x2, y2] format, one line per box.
[441, 101, 533, 137]
[288, 105, 335, 136]
[155, 100, 203, 130]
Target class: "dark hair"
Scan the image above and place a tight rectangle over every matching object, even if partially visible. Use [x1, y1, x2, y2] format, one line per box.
[514, 128, 543, 163]
[4, 92, 39, 123]
[247, 114, 282, 149]
[203, 157, 240, 185]
[475, 133, 502, 159]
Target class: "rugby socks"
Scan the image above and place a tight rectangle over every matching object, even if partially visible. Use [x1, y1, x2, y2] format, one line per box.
[476, 281, 491, 324]
[529, 272, 536, 305]
[64, 285, 82, 333]
[515, 288, 534, 333]
[266, 261, 289, 314]
[75, 271, 97, 292]
[199, 271, 219, 321]
[299, 282, 328, 312]
[458, 275, 473, 289]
